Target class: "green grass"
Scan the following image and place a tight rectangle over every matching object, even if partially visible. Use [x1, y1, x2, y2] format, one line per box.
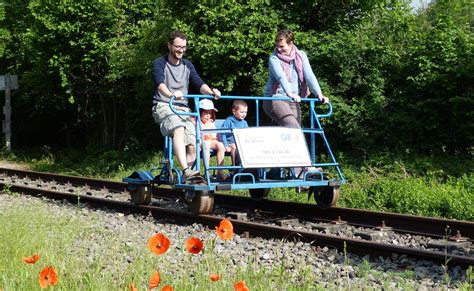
[0, 194, 424, 290]
[338, 152, 474, 221]
[0, 196, 293, 289]
[0, 148, 472, 220]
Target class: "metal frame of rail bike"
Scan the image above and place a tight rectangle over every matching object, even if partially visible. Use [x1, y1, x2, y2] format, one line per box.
[123, 95, 345, 214]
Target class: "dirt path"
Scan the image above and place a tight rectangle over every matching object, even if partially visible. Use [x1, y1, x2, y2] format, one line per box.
[0, 160, 30, 170]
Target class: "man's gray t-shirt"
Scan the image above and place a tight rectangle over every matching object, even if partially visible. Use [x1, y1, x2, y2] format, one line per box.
[151, 56, 205, 106]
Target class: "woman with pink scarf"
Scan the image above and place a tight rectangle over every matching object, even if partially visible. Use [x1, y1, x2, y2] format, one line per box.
[263, 29, 328, 128]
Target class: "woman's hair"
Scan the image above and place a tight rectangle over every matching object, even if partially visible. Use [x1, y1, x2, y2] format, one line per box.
[275, 29, 294, 44]
[200, 109, 216, 122]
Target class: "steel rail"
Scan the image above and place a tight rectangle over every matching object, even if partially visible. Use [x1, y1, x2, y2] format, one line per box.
[0, 180, 473, 268]
[1, 167, 472, 240]
[211, 194, 474, 240]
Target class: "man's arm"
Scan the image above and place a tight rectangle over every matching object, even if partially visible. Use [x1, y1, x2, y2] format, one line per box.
[151, 58, 166, 89]
[199, 84, 221, 99]
[158, 83, 182, 99]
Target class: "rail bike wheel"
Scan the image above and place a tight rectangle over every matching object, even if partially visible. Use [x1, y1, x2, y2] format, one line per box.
[130, 185, 152, 205]
[312, 186, 340, 209]
[249, 188, 270, 201]
[188, 183, 214, 214]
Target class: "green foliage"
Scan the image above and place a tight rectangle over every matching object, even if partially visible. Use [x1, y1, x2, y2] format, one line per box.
[357, 259, 371, 278]
[1, 0, 472, 153]
[339, 152, 474, 221]
[2, 1, 159, 148]
[307, 1, 404, 149]
[393, 0, 474, 153]
[14, 146, 164, 179]
[0, 1, 10, 57]
[2, 183, 15, 196]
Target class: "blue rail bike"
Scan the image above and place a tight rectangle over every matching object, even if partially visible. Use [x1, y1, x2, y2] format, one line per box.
[123, 95, 345, 214]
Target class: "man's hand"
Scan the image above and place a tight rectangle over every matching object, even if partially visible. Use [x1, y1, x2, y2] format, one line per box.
[211, 88, 221, 99]
[173, 90, 184, 100]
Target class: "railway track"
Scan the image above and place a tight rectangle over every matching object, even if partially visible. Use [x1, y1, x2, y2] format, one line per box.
[0, 167, 472, 268]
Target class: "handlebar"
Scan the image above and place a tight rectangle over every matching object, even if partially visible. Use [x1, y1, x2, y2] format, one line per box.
[316, 101, 333, 118]
[169, 94, 333, 118]
[168, 96, 199, 117]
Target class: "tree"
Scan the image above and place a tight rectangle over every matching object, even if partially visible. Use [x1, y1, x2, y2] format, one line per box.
[0, 1, 10, 57]
[391, 0, 473, 152]
[2, 1, 157, 148]
[1, 0, 471, 153]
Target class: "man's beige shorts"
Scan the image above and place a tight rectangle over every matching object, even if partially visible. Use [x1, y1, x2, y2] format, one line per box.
[152, 103, 196, 146]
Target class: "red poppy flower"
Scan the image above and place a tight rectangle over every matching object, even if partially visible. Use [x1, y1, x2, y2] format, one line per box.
[209, 273, 220, 282]
[149, 271, 161, 289]
[148, 233, 171, 255]
[234, 280, 249, 291]
[185, 237, 203, 254]
[129, 282, 138, 291]
[162, 285, 173, 291]
[215, 218, 234, 240]
[23, 253, 40, 264]
[39, 266, 58, 289]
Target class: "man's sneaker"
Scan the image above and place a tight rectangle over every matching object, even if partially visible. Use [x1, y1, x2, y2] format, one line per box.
[183, 168, 200, 180]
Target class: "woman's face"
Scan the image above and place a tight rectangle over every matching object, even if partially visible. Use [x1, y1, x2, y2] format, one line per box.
[276, 38, 292, 56]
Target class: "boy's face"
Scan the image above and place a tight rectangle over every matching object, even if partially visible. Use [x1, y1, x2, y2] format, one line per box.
[232, 105, 248, 120]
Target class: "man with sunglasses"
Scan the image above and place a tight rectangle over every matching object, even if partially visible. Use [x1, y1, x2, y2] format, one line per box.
[152, 30, 221, 181]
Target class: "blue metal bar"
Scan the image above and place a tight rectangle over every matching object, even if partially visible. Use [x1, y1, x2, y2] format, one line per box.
[256, 99, 260, 127]
[161, 94, 344, 188]
[310, 101, 316, 163]
[175, 179, 337, 191]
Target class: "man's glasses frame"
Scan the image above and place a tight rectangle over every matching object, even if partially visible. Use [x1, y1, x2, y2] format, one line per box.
[172, 44, 187, 51]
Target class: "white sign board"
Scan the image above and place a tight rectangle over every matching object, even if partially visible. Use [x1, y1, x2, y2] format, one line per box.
[233, 127, 312, 168]
[0, 75, 19, 91]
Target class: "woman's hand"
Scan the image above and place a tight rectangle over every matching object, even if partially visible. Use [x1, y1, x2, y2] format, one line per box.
[319, 95, 329, 104]
[288, 93, 301, 103]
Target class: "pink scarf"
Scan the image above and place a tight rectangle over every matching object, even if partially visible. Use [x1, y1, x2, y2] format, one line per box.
[269, 44, 309, 98]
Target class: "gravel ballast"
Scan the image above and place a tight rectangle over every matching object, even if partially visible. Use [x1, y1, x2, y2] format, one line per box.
[0, 193, 470, 290]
